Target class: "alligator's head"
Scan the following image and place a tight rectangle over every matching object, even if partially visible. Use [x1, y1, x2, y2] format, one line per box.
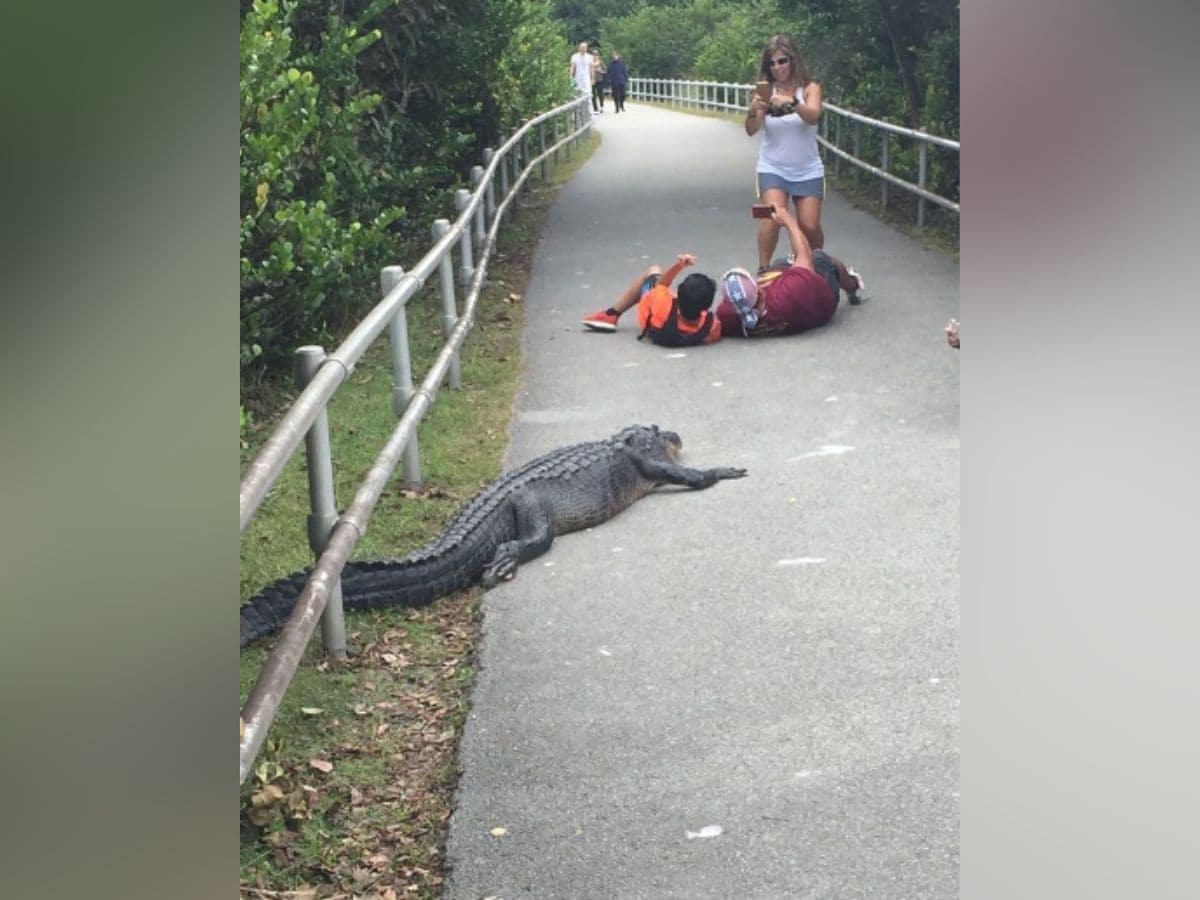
[613, 424, 681, 461]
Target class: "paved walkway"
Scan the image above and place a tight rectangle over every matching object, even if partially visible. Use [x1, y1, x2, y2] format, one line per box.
[445, 101, 959, 899]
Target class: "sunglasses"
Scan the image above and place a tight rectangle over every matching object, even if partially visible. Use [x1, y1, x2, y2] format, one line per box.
[769, 56, 790, 67]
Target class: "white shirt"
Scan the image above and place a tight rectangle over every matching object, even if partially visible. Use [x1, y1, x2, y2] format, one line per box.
[756, 84, 824, 182]
[570, 52, 592, 94]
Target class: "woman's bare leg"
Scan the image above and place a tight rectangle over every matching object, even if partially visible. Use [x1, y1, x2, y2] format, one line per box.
[757, 187, 789, 269]
[794, 195, 824, 250]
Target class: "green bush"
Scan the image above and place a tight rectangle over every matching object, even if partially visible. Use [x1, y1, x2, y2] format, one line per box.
[240, 0, 402, 373]
[240, 0, 572, 389]
[594, 0, 958, 210]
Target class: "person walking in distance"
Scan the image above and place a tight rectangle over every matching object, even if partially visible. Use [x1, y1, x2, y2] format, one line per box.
[569, 41, 592, 105]
[608, 51, 629, 112]
[745, 34, 827, 270]
[590, 49, 608, 113]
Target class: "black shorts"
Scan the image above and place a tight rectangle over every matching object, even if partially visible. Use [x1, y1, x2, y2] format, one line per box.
[639, 272, 661, 298]
[812, 250, 840, 303]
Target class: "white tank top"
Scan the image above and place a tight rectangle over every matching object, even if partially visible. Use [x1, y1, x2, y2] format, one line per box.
[756, 84, 824, 182]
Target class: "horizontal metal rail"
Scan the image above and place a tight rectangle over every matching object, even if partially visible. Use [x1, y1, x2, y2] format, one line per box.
[821, 140, 959, 213]
[239, 95, 593, 783]
[628, 76, 958, 223]
[239, 99, 591, 531]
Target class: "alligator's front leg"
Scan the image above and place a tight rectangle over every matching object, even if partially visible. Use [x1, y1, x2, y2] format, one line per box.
[481, 489, 557, 588]
[633, 456, 748, 489]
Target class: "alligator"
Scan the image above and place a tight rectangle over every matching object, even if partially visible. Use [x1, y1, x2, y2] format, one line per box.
[240, 424, 746, 647]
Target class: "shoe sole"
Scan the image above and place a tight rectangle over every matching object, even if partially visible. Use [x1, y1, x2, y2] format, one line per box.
[582, 320, 616, 332]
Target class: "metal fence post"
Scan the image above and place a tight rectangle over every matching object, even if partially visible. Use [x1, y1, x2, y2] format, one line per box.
[469, 166, 485, 244]
[481, 148, 496, 227]
[381, 265, 422, 487]
[880, 132, 890, 209]
[853, 121, 862, 188]
[918, 141, 928, 228]
[432, 219, 462, 389]
[293, 345, 347, 660]
[499, 147, 511, 221]
[453, 190, 474, 287]
[539, 121, 547, 182]
[834, 115, 842, 176]
[517, 134, 529, 203]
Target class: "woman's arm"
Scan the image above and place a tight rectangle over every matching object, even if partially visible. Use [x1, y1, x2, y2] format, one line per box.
[745, 96, 767, 136]
[793, 80, 823, 126]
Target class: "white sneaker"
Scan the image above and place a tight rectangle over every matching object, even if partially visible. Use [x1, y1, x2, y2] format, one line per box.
[846, 267, 868, 305]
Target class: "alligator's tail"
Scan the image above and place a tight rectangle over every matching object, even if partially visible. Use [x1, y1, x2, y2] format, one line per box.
[239, 555, 479, 649]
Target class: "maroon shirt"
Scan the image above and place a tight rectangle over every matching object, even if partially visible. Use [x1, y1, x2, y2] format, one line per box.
[715, 266, 837, 337]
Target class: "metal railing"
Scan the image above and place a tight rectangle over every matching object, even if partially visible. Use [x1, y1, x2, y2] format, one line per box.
[628, 77, 959, 227]
[238, 94, 593, 784]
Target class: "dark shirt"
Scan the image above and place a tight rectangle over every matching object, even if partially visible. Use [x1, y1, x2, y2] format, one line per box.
[608, 59, 629, 89]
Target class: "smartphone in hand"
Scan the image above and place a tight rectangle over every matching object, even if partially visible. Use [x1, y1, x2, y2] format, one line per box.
[754, 81, 771, 104]
[751, 202, 774, 219]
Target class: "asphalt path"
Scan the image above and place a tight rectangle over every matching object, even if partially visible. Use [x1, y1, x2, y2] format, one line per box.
[445, 100, 960, 899]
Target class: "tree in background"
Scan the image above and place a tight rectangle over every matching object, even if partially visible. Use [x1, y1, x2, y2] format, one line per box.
[240, 0, 572, 386]
[241, 0, 957, 386]
[587, 0, 957, 136]
[585, 0, 957, 208]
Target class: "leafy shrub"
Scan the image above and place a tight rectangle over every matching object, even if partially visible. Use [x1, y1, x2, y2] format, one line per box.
[240, 0, 572, 389]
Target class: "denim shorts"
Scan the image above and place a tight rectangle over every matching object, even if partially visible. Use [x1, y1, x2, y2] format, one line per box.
[639, 272, 661, 298]
[756, 172, 825, 199]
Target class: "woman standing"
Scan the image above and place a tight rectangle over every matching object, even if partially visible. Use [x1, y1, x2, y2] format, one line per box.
[744, 34, 826, 270]
[589, 49, 608, 113]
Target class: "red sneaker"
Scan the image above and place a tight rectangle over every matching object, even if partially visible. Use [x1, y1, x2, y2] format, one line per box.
[581, 309, 619, 332]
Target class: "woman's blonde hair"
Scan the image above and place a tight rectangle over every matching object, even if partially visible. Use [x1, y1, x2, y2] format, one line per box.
[758, 34, 811, 87]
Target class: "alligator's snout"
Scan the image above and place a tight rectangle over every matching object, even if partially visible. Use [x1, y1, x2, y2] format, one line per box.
[661, 430, 682, 459]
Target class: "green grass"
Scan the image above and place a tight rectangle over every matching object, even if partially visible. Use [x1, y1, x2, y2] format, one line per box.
[239, 130, 600, 899]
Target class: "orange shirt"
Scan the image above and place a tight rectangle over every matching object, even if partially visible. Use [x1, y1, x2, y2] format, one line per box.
[636, 285, 722, 344]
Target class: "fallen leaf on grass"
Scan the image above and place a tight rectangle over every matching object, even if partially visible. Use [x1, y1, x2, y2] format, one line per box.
[246, 783, 287, 826]
[300, 707, 324, 716]
[309, 758, 334, 774]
